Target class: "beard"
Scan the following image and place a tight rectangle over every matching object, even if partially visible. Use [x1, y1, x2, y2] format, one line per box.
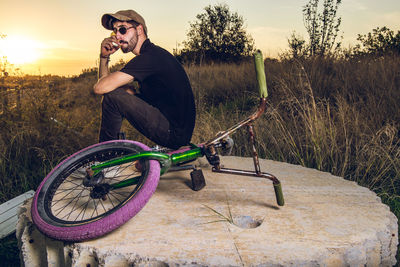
[121, 32, 138, 53]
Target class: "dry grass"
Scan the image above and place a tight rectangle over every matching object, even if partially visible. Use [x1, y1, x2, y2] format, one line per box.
[0, 54, 399, 262]
[182, 56, 400, 200]
[1, 55, 399, 200]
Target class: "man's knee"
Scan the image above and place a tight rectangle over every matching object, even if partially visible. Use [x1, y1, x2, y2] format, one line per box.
[102, 87, 126, 104]
[102, 88, 136, 112]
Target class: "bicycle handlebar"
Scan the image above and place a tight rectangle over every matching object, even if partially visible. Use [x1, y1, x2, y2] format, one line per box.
[254, 50, 268, 98]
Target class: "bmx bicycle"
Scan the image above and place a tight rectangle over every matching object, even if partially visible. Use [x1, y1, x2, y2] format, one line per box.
[31, 50, 284, 241]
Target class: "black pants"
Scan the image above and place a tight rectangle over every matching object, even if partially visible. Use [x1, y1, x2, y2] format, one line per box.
[99, 88, 176, 148]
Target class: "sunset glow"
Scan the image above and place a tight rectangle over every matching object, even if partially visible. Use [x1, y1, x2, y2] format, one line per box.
[0, 35, 43, 65]
[0, 0, 399, 75]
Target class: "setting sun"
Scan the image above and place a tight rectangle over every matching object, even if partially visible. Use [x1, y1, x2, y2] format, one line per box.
[0, 35, 42, 65]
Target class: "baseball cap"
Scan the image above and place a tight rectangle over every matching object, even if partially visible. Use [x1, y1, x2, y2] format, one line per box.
[101, 10, 147, 34]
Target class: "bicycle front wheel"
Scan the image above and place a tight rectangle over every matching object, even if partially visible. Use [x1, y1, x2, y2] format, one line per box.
[31, 140, 160, 241]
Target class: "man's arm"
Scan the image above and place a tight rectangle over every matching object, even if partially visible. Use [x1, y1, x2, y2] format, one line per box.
[97, 35, 118, 79]
[93, 71, 134, 95]
[98, 56, 111, 79]
[93, 36, 134, 95]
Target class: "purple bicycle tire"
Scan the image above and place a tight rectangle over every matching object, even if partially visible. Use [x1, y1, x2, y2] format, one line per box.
[31, 140, 160, 241]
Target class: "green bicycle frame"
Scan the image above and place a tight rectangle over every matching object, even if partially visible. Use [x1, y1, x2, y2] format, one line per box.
[87, 50, 285, 206]
[88, 145, 203, 189]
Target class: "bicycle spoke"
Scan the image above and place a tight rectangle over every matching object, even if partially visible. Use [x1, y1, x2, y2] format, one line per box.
[52, 194, 90, 207]
[61, 199, 87, 221]
[99, 198, 108, 214]
[54, 187, 87, 218]
[111, 189, 131, 199]
[52, 188, 86, 214]
[43, 145, 150, 225]
[107, 191, 123, 204]
[76, 200, 90, 221]
[52, 184, 82, 201]
[104, 166, 135, 182]
[113, 162, 136, 177]
[53, 186, 84, 195]
[107, 192, 116, 209]
[91, 199, 98, 219]
[53, 183, 85, 196]
[62, 175, 85, 185]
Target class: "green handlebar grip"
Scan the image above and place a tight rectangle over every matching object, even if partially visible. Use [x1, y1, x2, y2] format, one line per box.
[254, 50, 268, 98]
[273, 182, 285, 206]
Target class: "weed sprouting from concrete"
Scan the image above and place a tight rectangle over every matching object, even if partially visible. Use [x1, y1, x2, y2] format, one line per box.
[201, 203, 234, 225]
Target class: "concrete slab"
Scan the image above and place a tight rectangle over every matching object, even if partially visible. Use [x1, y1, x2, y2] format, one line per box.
[18, 156, 398, 266]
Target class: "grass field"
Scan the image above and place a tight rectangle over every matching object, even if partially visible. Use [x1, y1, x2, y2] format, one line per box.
[0, 54, 399, 264]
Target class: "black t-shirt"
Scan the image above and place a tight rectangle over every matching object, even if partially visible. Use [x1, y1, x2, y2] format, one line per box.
[120, 39, 196, 144]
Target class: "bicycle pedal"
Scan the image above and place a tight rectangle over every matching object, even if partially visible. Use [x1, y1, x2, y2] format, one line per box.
[190, 169, 206, 191]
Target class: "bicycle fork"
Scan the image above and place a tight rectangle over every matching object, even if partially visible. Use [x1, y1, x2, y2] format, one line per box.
[209, 124, 284, 206]
[203, 98, 285, 207]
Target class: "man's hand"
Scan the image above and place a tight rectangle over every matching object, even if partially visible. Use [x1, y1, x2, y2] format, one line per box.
[100, 35, 120, 58]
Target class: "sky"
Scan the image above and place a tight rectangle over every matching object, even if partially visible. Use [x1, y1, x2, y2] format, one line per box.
[0, 0, 399, 76]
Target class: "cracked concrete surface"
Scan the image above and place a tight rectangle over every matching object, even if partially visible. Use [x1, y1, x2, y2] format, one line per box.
[18, 156, 398, 266]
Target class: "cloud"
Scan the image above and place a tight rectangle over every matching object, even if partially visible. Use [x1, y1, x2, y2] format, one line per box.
[43, 40, 85, 51]
[345, 0, 368, 11]
[39, 40, 90, 60]
[376, 11, 400, 29]
[249, 26, 288, 35]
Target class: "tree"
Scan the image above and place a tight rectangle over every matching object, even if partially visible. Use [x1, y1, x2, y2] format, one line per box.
[177, 4, 255, 64]
[287, 31, 307, 59]
[355, 27, 400, 56]
[302, 0, 342, 56]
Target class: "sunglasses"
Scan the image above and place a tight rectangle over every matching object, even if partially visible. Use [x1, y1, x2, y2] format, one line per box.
[112, 26, 134, 35]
